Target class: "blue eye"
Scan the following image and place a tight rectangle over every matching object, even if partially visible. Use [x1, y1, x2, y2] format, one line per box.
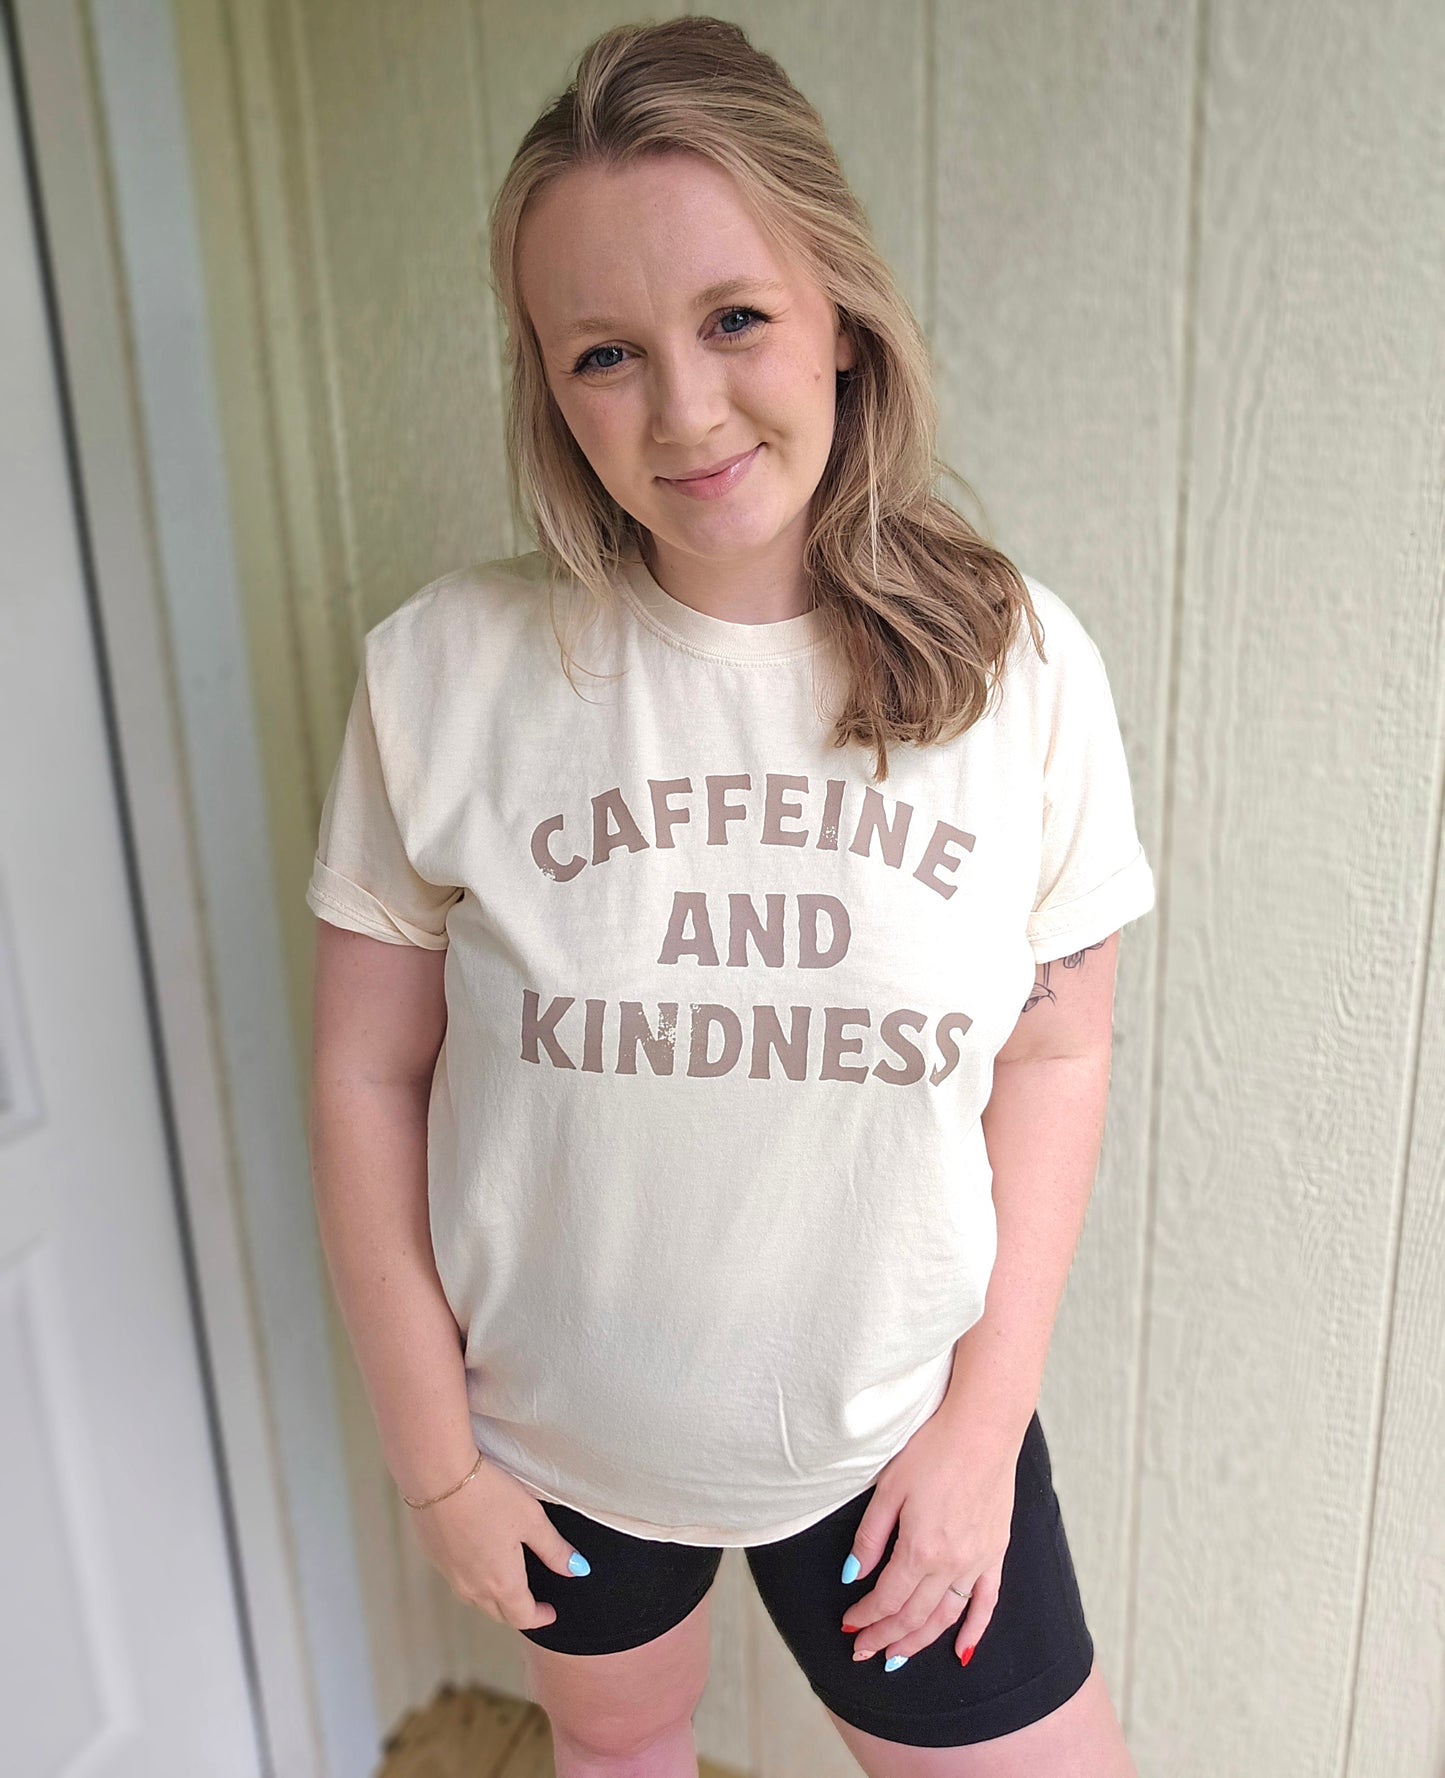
[570, 306, 769, 378]
[575, 343, 627, 376]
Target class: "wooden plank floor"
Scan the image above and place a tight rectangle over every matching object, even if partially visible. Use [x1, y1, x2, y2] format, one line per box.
[376, 1681, 747, 1777]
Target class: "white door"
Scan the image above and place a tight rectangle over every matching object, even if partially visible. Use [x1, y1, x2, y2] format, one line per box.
[0, 21, 262, 1778]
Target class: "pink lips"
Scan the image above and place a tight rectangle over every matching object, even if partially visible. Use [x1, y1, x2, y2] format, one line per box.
[659, 443, 762, 500]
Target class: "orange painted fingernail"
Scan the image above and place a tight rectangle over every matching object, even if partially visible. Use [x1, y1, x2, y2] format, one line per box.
[959, 1644, 975, 1667]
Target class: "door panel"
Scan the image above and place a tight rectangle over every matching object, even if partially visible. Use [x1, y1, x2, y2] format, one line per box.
[0, 19, 261, 1775]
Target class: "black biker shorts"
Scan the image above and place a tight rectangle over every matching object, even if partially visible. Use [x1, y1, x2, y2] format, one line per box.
[519, 1407, 1094, 1748]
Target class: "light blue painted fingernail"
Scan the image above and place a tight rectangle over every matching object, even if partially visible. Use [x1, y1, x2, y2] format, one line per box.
[840, 1554, 860, 1584]
[884, 1654, 908, 1673]
[568, 1552, 591, 1576]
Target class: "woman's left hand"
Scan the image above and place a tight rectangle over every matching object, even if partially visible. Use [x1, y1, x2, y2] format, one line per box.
[838, 1407, 1022, 1668]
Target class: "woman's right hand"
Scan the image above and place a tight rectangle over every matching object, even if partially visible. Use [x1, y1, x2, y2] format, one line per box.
[407, 1454, 589, 1630]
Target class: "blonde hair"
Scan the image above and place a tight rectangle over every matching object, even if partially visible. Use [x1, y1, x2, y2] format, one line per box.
[487, 15, 1044, 782]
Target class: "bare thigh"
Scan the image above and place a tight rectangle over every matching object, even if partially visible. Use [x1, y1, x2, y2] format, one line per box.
[823, 1657, 1138, 1778]
[519, 1590, 714, 1757]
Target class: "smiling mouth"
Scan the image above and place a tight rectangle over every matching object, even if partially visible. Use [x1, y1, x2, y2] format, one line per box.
[661, 446, 759, 482]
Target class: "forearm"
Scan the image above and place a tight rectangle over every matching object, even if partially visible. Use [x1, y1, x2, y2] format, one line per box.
[309, 1072, 478, 1501]
[937, 1050, 1113, 1453]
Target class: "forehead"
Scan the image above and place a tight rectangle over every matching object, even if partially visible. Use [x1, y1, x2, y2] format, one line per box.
[517, 155, 800, 336]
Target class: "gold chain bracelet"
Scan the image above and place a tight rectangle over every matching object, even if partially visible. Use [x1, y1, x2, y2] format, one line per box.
[400, 1449, 484, 1511]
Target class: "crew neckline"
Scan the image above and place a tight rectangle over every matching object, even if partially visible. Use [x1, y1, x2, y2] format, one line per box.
[616, 555, 826, 662]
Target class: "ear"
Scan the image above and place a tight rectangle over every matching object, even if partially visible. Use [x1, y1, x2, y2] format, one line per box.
[835, 317, 858, 375]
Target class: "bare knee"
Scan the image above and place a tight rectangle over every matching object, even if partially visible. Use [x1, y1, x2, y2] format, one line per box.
[549, 1708, 696, 1769]
[522, 1593, 711, 1766]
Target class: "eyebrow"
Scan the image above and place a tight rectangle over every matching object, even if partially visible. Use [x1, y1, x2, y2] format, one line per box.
[560, 277, 789, 344]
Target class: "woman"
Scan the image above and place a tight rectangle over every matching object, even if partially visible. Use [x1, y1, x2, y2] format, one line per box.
[307, 17, 1154, 1775]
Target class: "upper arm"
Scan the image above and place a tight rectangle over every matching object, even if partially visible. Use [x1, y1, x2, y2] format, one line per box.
[305, 635, 461, 1087]
[994, 927, 1120, 1065]
[1022, 587, 1155, 992]
[310, 920, 448, 1089]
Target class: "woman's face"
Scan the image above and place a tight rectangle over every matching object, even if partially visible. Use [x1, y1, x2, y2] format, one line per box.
[517, 152, 856, 576]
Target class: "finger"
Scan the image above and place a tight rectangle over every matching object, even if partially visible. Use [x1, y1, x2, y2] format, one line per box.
[840, 1550, 926, 1638]
[877, 1574, 978, 1662]
[850, 1572, 962, 1662]
[865, 1591, 973, 1665]
[454, 1575, 556, 1631]
[498, 1579, 558, 1633]
[525, 1512, 594, 1581]
[839, 1520, 931, 1636]
[952, 1568, 1002, 1666]
[840, 1486, 900, 1587]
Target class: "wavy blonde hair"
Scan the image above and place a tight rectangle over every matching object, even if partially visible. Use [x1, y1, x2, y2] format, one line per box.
[487, 15, 1044, 782]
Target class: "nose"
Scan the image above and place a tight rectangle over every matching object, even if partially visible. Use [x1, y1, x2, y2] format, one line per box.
[647, 348, 733, 452]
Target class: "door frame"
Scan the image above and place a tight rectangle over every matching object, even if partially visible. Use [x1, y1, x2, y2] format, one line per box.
[8, 4, 379, 1774]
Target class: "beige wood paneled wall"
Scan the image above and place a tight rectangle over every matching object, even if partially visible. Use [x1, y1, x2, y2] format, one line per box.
[171, 0, 1445, 1772]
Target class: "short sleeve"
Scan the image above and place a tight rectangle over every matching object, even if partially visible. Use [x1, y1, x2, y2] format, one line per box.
[1026, 617, 1155, 965]
[305, 655, 462, 949]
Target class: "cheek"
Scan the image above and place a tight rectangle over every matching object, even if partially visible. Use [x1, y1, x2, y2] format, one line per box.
[733, 347, 835, 432]
[558, 394, 636, 477]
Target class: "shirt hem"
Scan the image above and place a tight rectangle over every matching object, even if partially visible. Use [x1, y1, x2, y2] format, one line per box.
[1027, 846, 1156, 963]
[473, 1346, 958, 1547]
[306, 857, 451, 950]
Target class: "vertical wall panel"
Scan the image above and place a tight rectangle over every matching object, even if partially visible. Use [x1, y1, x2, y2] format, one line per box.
[274, 0, 519, 1730]
[290, 0, 510, 634]
[1352, 778, 1445, 1777]
[1132, 1, 1445, 1774]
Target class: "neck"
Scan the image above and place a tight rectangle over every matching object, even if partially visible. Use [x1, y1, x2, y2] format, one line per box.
[641, 521, 814, 625]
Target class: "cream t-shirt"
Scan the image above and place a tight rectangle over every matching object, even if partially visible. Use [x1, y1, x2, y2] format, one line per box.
[306, 549, 1155, 1545]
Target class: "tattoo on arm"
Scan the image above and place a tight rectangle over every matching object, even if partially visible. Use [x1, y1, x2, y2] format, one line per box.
[1021, 941, 1106, 1014]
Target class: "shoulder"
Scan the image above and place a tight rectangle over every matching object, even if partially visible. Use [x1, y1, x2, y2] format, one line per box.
[358, 551, 596, 719]
[363, 550, 561, 667]
[1008, 573, 1107, 680]
[987, 574, 1122, 774]
[356, 551, 582, 757]
[997, 571, 1119, 719]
